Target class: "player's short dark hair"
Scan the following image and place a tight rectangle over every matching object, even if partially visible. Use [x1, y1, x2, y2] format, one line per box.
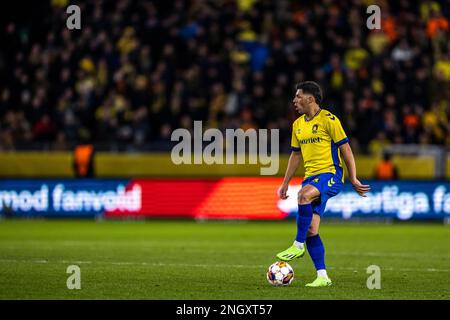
[296, 81, 323, 104]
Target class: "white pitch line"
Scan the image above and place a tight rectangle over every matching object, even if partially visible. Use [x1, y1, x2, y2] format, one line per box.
[0, 258, 449, 273]
[328, 251, 450, 259]
[2, 242, 448, 260]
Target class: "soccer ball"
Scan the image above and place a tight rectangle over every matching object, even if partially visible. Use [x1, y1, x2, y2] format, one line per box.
[266, 261, 294, 286]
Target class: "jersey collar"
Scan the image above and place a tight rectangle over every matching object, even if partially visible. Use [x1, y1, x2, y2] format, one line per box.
[304, 108, 322, 122]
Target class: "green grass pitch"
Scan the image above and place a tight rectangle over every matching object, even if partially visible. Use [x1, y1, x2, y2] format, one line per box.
[0, 219, 449, 299]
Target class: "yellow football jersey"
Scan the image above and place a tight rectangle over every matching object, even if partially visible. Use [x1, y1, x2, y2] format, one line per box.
[291, 109, 349, 182]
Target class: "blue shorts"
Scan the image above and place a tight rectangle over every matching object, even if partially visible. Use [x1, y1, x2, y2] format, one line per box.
[302, 172, 343, 216]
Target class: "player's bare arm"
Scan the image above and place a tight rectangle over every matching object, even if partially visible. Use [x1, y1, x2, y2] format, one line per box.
[338, 142, 370, 197]
[278, 151, 302, 200]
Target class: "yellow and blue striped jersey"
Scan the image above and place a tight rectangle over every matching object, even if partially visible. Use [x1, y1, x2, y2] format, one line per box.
[291, 109, 348, 182]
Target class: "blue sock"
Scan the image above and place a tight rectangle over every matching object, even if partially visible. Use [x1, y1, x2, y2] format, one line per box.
[295, 204, 313, 243]
[306, 234, 326, 270]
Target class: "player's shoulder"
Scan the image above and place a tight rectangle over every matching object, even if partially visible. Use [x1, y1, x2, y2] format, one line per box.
[292, 115, 305, 127]
[320, 109, 340, 122]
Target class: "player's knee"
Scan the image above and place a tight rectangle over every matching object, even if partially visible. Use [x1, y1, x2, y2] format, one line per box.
[298, 190, 314, 204]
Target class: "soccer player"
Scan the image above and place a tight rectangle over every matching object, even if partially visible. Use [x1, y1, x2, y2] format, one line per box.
[276, 81, 370, 287]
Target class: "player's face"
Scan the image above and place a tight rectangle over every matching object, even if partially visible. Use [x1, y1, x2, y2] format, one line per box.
[293, 89, 312, 113]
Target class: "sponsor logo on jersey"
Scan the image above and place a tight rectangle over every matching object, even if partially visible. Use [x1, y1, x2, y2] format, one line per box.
[299, 137, 321, 145]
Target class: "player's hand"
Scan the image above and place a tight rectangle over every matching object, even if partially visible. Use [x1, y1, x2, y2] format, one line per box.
[351, 178, 371, 197]
[278, 183, 289, 200]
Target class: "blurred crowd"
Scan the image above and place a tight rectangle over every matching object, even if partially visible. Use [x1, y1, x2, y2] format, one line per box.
[1, 0, 449, 153]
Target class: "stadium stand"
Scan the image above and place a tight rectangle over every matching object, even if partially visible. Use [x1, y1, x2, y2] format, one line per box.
[0, 0, 449, 154]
